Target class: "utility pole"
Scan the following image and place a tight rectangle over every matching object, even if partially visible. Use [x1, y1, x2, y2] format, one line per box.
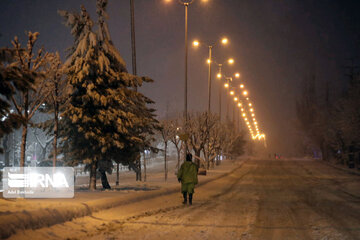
[130, 0, 141, 181]
[208, 46, 212, 114]
[218, 64, 222, 121]
[130, 0, 137, 77]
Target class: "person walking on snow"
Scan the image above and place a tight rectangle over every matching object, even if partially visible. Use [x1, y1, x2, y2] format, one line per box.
[177, 153, 198, 205]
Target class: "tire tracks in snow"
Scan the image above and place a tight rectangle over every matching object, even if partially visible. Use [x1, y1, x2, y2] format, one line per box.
[288, 160, 360, 240]
[82, 162, 251, 238]
[89, 161, 257, 240]
[249, 160, 313, 240]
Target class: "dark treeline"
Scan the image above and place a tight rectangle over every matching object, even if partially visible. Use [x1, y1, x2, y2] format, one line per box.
[295, 67, 360, 169]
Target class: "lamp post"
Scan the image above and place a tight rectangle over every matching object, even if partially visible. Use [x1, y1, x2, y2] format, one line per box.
[193, 37, 228, 114]
[217, 67, 222, 120]
[216, 59, 235, 121]
[167, 0, 194, 121]
[182, 1, 193, 123]
[223, 72, 240, 120]
[207, 46, 212, 114]
[130, 0, 137, 77]
[226, 77, 233, 120]
[166, 0, 196, 159]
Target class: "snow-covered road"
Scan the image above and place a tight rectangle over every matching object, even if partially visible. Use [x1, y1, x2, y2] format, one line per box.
[10, 159, 360, 240]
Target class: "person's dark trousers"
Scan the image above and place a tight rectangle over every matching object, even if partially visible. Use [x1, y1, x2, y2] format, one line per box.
[189, 193, 193, 205]
[183, 192, 187, 204]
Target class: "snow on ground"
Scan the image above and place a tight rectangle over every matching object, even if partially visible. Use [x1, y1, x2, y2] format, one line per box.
[6, 158, 360, 240]
[0, 156, 240, 239]
[0, 157, 178, 214]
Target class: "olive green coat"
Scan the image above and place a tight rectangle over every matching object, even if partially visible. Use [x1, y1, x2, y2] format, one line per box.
[177, 161, 198, 184]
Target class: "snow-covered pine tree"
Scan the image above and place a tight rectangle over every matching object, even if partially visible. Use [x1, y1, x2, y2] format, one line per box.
[59, 0, 158, 190]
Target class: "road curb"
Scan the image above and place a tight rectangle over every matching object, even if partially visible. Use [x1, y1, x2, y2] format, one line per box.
[0, 160, 244, 239]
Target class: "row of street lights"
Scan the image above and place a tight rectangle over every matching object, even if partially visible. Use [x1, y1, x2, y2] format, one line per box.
[165, 0, 266, 144]
[226, 79, 266, 143]
[192, 37, 230, 114]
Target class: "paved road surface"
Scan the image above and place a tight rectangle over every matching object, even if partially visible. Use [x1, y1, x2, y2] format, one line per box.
[10, 159, 360, 240]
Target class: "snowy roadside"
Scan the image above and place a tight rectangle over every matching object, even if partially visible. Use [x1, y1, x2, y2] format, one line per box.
[0, 158, 243, 239]
[320, 159, 360, 176]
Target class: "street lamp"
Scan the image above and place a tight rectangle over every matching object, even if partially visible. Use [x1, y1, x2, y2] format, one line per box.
[166, 0, 201, 119]
[215, 59, 235, 121]
[192, 37, 228, 114]
[166, 0, 209, 159]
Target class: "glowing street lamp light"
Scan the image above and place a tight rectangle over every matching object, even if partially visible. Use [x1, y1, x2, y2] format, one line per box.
[243, 90, 248, 96]
[228, 58, 234, 64]
[240, 84, 244, 89]
[237, 103, 242, 107]
[217, 73, 222, 78]
[193, 40, 200, 46]
[234, 97, 238, 101]
[216, 60, 235, 121]
[224, 83, 229, 88]
[193, 36, 229, 115]
[230, 90, 235, 95]
[221, 38, 228, 44]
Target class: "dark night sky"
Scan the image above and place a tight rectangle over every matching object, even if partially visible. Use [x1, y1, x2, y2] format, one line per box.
[1, 0, 360, 155]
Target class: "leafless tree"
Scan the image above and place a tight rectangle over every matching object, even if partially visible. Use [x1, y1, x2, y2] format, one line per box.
[160, 119, 173, 181]
[168, 118, 183, 171]
[9, 32, 49, 166]
[41, 52, 68, 166]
